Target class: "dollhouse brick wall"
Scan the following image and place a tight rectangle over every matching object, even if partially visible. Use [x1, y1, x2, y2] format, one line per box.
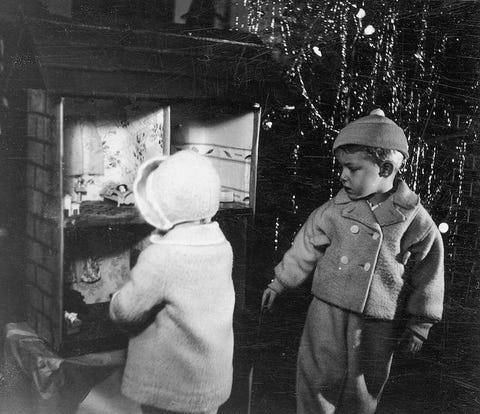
[25, 89, 63, 349]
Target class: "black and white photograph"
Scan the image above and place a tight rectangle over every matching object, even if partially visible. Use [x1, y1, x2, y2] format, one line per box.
[0, 1, 479, 413]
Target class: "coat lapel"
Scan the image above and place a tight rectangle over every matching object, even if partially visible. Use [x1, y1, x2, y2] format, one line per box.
[335, 180, 420, 229]
[371, 198, 407, 226]
[340, 201, 381, 231]
[377, 180, 420, 226]
[336, 189, 379, 231]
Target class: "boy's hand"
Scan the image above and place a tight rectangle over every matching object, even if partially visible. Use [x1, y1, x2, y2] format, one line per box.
[261, 287, 278, 311]
[398, 329, 424, 356]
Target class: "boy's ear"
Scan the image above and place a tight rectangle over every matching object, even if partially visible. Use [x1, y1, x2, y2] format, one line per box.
[379, 161, 394, 177]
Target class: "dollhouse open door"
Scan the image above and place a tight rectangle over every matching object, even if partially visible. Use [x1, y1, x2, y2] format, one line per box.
[170, 102, 261, 214]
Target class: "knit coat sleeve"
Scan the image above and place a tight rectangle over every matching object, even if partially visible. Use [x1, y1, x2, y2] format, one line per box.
[405, 221, 444, 340]
[273, 203, 331, 291]
[109, 246, 167, 324]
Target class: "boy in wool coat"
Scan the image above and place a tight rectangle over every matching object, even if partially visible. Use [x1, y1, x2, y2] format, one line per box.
[262, 109, 444, 414]
[110, 150, 235, 414]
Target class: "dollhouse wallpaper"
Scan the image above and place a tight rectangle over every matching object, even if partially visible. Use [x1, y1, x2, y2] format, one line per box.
[63, 99, 167, 202]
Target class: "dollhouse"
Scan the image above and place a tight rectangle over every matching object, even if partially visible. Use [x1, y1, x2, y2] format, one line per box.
[9, 17, 281, 355]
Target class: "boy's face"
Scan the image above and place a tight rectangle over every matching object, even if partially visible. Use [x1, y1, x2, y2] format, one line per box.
[336, 150, 385, 200]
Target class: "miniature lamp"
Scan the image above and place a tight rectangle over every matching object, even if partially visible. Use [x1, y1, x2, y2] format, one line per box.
[64, 116, 104, 177]
[63, 116, 105, 215]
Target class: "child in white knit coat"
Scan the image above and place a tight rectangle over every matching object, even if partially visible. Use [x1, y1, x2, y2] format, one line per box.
[110, 150, 235, 414]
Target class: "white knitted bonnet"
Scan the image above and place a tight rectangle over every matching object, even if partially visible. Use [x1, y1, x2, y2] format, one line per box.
[134, 150, 221, 231]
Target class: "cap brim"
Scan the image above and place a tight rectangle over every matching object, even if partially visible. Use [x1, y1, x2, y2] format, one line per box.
[133, 156, 168, 228]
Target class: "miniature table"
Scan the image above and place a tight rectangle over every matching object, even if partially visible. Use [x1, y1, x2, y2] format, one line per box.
[3, 322, 140, 414]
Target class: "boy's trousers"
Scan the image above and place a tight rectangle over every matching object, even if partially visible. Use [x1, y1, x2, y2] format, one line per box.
[297, 298, 401, 414]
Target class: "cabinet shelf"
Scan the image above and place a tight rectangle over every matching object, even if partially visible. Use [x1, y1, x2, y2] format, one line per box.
[64, 201, 142, 228]
[64, 200, 252, 229]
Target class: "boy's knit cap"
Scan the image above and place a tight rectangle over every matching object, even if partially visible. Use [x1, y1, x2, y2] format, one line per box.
[333, 109, 409, 157]
[134, 150, 221, 231]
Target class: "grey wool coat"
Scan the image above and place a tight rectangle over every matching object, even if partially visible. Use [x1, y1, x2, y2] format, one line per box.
[272, 180, 444, 339]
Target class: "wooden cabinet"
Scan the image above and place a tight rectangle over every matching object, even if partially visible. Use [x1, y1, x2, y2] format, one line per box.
[24, 90, 260, 356]
[8, 17, 281, 357]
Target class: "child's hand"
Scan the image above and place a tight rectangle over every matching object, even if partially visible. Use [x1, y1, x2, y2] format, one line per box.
[398, 329, 424, 356]
[261, 287, 278, 311]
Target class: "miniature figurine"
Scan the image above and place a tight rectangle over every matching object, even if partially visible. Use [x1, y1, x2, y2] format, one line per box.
[101, 183, 135, 206]
[74, 177, 87, 202]
[80, 257, 101, 283]
[64, 311, 82, 335]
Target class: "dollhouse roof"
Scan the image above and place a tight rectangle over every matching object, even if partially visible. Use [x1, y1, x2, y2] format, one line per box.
[10, 17, 284, 104]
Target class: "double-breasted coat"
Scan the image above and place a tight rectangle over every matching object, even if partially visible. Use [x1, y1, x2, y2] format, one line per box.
[271, 180, 444, 339]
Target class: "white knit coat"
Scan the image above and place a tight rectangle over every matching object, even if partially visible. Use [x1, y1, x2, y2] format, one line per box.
[110, 222, 234, 412]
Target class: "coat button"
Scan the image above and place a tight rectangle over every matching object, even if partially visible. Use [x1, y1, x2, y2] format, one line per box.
[350, 225, 359, 234]
[372, 233, 380, 240]
[363, 262, 371, 271]
[340, 256, 349, 264]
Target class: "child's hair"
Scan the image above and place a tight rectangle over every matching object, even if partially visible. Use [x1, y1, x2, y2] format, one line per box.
[335, 144, 406, 171]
